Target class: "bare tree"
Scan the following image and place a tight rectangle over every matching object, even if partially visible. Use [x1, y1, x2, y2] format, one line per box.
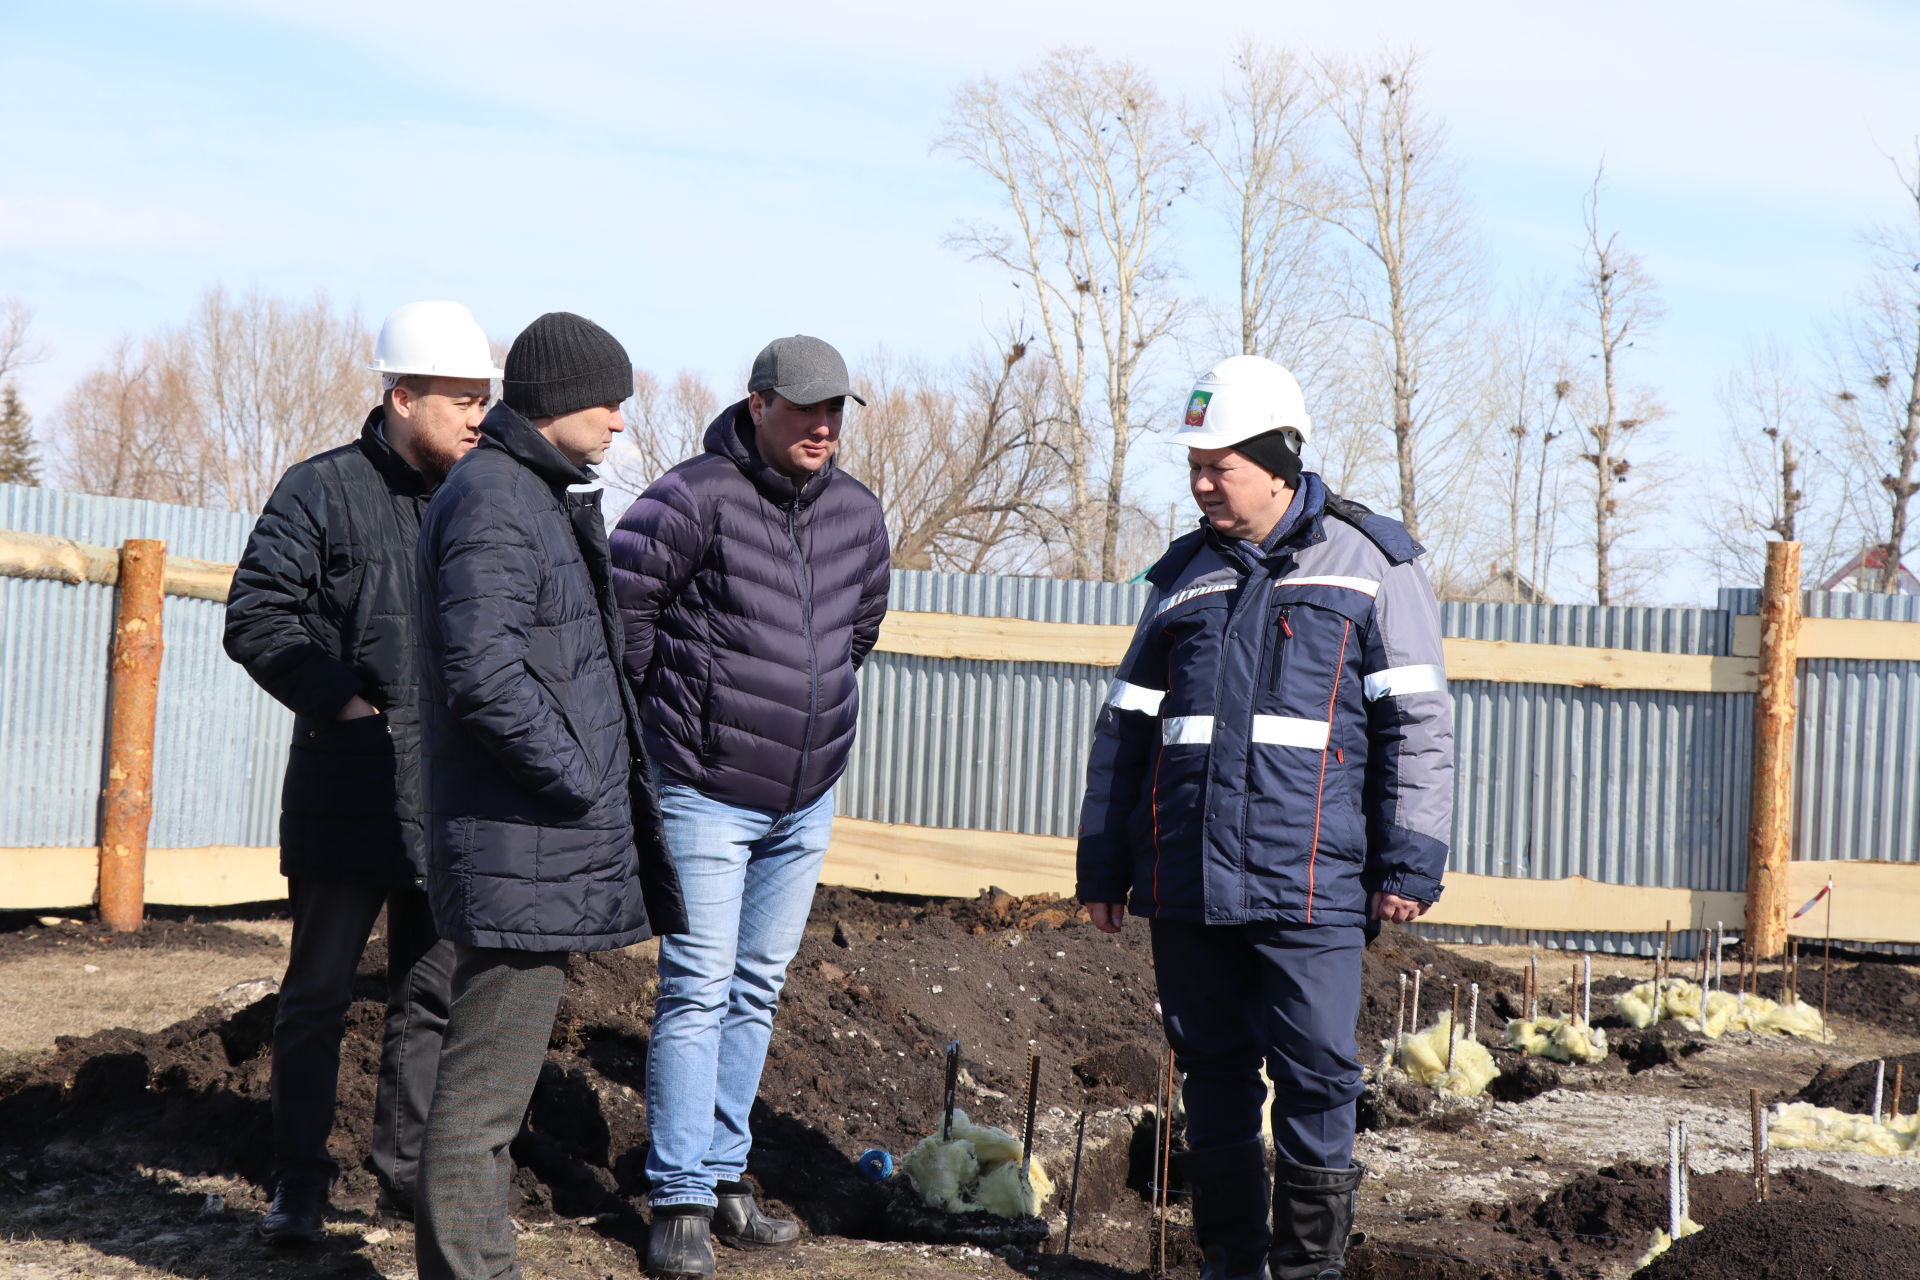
[1314, 49, 1485, 546]
[1189, 40, 1340, 366]
[1571, 171, 1666, 605]
[940, 47, 1193, 580]
[838, 341, 1072, 574]
[0, 297, 47, 387]
[1469, 284, 1578, 600]
[602, 368, 720, 511]
[51, 338, 206, 504]
[52, 288, 371, 511]
[1827, 140, 1920, 593]
[1704, 339, 1852, 586]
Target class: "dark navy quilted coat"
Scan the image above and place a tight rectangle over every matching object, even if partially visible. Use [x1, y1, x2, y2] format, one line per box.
[1076, 474, 1454, 926]
[415, 404, 685, 951]
[610, 400, 889, 812]
[225, 409, 431, 887]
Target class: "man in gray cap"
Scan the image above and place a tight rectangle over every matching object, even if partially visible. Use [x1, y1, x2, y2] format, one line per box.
[612, 336, 890, 1278]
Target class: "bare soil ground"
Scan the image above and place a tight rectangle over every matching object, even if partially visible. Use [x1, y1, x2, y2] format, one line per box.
[1, 891, 1917, 1280]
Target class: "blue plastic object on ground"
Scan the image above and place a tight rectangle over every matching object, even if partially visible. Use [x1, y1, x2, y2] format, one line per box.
[856, 1148, 894, 1180]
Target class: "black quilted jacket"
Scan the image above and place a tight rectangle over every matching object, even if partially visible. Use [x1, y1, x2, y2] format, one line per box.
[414, 404, 685, 951]
[610, 400, 889, 812]
[224, 409, 431, 886]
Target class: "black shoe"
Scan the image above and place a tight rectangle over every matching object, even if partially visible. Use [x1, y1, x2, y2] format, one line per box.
[647, 1206, 717, 1279]
[1270, 1159, 1364, 1280]
[375, 1186, 415, 1224]
[256, 1176, 328, 1246]
[1181, 1140, 1272, 1280]
[713, 1182, 800, 1250]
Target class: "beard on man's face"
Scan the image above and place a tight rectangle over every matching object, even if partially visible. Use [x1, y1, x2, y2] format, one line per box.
[415, 433, 474, 484]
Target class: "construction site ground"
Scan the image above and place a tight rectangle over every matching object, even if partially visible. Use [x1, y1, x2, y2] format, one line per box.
[2, 889, 1917, 1280]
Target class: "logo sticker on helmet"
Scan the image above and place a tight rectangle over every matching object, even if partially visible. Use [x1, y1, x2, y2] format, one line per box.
[1184, 390, 1212, 427]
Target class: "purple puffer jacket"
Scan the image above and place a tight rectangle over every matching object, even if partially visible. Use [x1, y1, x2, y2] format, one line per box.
[611, 400, 890, 812]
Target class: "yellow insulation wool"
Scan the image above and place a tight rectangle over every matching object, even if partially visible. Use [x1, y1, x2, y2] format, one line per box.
[1504, 1015, 1609, 1063]
[1612, 980, 1825, 1040]
[1392, 1013, 1499, 1098]
[1635, 1217, 1702, 1268]
[902, 1108, 1053, 1217]
[1768, 1101, 1920, 1157]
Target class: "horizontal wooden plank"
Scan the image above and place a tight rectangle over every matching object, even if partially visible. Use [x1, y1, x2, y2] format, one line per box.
[1442, 638, 1759, 693]
[1731, 614, 1920, 662]
[0, 530, 235, 602]
[4, 835, 1916, 943]
[0, 845, 284, 910]
[874, 611, 1763, 691]
[875, 611, 1133, 666]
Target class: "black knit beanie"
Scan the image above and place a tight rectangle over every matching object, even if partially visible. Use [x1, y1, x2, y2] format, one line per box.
[502, 312, 633, 419]
[1236, 429, 1303, 486]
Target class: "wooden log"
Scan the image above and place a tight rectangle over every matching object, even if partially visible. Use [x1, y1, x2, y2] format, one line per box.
[98, 539, 166, 933]
[1746, 540, 1800, 960]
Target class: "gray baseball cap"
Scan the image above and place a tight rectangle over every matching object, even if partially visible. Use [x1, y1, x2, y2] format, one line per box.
[748, 335, 867, 407]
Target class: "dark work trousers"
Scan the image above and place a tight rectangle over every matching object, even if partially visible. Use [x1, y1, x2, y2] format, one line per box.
[1149, 918, 1365, 1168]
[416, 945, 569, 1280]
[272, 876, 454, 1196]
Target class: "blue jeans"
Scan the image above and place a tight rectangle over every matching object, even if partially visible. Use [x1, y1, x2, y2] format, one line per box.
[644, 775, 834, 1207]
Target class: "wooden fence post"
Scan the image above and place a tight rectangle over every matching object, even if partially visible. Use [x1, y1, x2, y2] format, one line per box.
[1746, 539, 1800, 960]
[98, 538, 165, 933]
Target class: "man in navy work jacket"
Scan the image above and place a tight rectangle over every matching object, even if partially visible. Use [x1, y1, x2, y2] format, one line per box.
[1077, 355, 1453, 1280]
[612, 334, 889, 1279]
[412, 311, 685, 1280]
[224, 301, 498, 1242]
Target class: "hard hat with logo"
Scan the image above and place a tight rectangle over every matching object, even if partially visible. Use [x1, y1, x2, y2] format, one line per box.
[1172, 355, 1312, 450]
[368, 301, 504, 381]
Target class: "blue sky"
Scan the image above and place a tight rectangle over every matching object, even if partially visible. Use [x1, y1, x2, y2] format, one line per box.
[3, 0, 1916, 601]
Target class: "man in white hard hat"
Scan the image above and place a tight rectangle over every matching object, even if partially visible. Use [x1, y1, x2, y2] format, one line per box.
[1077, 356, 1454, 1280]
[225, 300, 501, 1244]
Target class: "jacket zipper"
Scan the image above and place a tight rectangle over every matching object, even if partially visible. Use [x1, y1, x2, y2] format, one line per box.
[787, 500, 818, 811]
[1266, 606, 1293, 690]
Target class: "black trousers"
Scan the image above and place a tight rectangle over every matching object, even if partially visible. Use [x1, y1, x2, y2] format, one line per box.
[416, 944, 570, 1280]
[1150, 918, 1365, 1168]
[271, 876, 455, 1196]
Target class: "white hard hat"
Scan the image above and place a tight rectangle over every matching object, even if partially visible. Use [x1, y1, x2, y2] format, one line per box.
[368, 301, 504, 381]
[1171, 355, 1312, 450]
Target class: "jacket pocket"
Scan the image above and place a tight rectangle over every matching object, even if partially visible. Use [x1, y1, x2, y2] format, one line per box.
[284, 713, 398, 819]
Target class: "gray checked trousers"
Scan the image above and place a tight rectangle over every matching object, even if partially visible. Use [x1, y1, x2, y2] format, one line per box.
[415, 944, 569, 1280]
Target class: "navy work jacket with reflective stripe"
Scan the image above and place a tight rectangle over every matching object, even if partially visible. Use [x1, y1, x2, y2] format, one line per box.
[1075, 475, 1454, 926]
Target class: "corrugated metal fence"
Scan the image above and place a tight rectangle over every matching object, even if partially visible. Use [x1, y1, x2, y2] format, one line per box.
[3, 485, 1914, 954]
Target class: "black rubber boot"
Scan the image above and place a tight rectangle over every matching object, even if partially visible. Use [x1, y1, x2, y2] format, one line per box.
[647, 1204, 717, 1279]
[713, 1180, 800, 1249]
[256, 1174, 328, 1246]
[1180, 1140, 1272, 1280]
[1270, 1159, 1364, 1280]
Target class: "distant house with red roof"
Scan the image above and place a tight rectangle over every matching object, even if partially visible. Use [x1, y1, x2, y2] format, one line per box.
[1821, 545, 1920, 595]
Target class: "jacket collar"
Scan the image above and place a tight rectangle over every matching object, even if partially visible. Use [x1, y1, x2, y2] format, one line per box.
[703, 398, 835, 509]
[355, 407, 433, 496]
[476, 402, 595, 489]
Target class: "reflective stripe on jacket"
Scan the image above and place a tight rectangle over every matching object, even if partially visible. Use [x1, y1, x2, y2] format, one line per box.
[1075, 474, 1453, 925]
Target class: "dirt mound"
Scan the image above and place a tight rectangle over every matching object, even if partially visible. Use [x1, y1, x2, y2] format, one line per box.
[1740, 957, 1920, 1032]
[1632, 1177, 1920, 1279]
[1503, 1160, 1857, 1251]
[1363, 928, 1522, 1048]
[0, 913, 280, 963]
[1794, 1050, 1920, 1114]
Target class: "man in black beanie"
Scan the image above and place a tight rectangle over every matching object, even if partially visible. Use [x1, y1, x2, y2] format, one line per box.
[412, 311, 685, 1280]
